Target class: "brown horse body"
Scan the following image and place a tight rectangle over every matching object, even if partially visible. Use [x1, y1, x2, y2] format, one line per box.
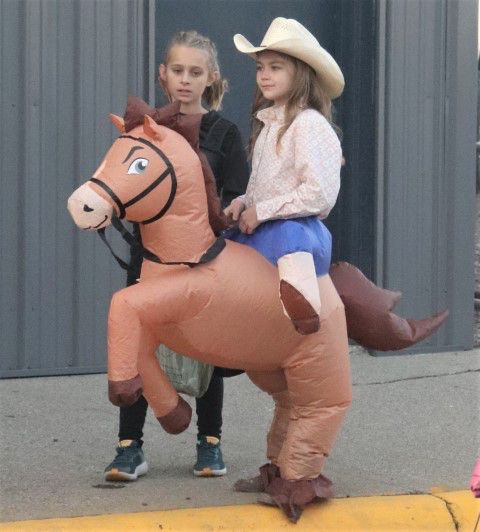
[67, 98, 447, 521]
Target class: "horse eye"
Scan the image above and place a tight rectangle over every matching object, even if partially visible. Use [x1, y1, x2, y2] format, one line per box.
[127, 158, 149, 175]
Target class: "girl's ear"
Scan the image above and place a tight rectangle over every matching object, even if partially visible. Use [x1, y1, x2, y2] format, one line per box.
[159, 64, 173, 102]
[207, 70, 219, 87]
[159, 64, 167, 83]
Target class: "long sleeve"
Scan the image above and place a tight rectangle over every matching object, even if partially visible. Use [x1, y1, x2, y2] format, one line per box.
[219, 125, 250, 208]
[254, 111, 342, 222]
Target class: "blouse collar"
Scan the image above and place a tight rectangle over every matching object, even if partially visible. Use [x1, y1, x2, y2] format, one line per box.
[256, 105, 286, 125]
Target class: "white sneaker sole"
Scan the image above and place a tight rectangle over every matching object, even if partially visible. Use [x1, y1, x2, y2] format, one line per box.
[104, 461, 148, 481]
[193, 466, 227, 477]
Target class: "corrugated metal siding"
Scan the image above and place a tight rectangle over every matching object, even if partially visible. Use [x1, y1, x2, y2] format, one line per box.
[0, 0, 150, 377]
[376, 0, 477, 353]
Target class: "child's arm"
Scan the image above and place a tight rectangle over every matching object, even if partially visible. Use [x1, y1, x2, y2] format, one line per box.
[224, 197, 246, 222]
[255, 110, 342, 223]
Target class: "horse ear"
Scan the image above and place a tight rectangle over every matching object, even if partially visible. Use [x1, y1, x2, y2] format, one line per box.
[143, 115, 165, 141]
[110, 114, 126, 133]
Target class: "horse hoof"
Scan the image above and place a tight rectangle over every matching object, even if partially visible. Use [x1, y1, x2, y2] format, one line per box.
[157, 396, 192, 434]
[265, 474, 333, 523]
[234, 475, 266, 493]
[108, 375, 143, 406]
[257, 493, 276, 505]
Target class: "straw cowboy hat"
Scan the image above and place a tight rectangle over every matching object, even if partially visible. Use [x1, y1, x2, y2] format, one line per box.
[233, 17, 344, 99]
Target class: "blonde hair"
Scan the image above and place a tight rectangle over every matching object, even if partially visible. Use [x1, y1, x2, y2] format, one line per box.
[162, 30, 228, 111]
[249, 52, 339, 156]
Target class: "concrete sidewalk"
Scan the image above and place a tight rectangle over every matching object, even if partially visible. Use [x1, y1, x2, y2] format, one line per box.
[1, 347, 479, 529]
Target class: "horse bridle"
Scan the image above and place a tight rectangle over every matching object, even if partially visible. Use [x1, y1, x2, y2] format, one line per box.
[92, 134, 225, 270]
[90, 135, 177, 225]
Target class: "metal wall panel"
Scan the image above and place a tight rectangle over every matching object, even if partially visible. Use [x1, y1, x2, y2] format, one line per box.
[0, 0, 150, 377]
[375, 0, 477, 353]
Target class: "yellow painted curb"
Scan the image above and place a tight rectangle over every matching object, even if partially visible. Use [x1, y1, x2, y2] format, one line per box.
[0, 491, 478, 531]
[435, 491, 480, 531]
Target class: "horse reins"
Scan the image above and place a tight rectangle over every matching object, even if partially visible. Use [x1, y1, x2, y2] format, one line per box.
[97, 216, 225, 270]
[93, 134, 225, 270]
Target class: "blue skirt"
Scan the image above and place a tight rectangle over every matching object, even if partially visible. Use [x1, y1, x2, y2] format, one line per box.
[224, 216, 332, 276]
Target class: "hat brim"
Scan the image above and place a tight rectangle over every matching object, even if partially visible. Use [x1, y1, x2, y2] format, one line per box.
[233, 33, 344, 99]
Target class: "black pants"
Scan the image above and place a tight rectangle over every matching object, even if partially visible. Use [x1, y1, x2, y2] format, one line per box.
[118, 371, 224, 443]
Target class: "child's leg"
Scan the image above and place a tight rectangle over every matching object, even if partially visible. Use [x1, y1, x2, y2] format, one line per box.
[266, 298, 351, 522]
[234, 369, 289, 493]
[104, 397, 149, 482]
[194, 371, 226, 477]
[196, 371, 224, 439]
[278, 252, 321, 335]
[119, 396, 149, 443]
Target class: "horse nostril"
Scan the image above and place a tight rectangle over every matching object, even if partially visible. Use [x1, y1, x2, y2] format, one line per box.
[83, 204, 94, 212]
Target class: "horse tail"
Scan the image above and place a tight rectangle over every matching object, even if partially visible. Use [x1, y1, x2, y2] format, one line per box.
[329, 262, 449, 351]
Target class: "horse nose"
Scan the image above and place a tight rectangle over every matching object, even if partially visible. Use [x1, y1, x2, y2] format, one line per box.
[83, 204, 94, 212]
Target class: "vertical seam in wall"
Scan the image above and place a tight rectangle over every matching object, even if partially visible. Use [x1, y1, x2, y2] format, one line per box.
[148, 0, 156, 105]
[71, 0, 80, 368]
[375, 0, 387, 287]
[17, 0, 27, 371]
[441, 0, 449, 339]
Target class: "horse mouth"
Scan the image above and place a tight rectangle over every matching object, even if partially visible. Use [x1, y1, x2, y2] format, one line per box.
[88, 215, 108, 230]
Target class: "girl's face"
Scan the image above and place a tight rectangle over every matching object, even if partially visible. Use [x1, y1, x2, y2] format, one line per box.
[256, 51, 295, 106]
[159, 45, 217, 108]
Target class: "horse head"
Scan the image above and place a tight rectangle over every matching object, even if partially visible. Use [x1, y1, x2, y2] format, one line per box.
[69, 113, 203, 226]
[68, 97, 224, 263]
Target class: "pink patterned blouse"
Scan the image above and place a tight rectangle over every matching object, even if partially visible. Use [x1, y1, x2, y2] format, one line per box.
[239, 105, 342, 222]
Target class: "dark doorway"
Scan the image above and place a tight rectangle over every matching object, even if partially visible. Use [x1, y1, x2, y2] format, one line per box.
[155, 0, 377, 277]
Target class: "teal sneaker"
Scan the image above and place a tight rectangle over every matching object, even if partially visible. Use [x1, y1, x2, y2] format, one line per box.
[193, 435, 227, 477]
[104, 439, 148, 481]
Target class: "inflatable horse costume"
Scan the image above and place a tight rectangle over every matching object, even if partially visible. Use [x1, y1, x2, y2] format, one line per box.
[68, 97, 447, 522]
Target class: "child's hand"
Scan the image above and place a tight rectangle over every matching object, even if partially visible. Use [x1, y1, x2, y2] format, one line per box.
[224, 199, 246, 222]
[239, 206, 260, 234]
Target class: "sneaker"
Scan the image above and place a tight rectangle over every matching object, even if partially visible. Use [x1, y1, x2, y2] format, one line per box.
[193, 435, 226, 477]
[104, 439, 148, 481]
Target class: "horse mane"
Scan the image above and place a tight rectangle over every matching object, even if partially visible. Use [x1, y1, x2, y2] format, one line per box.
[122, 96, 228, 235]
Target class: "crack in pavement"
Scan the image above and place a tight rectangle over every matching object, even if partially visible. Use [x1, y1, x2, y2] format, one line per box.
[353, 368, 480, 386]
[431, 493, 460, 531]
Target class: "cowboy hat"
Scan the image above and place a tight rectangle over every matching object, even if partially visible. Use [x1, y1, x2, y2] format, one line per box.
[233, 17, 344, 99]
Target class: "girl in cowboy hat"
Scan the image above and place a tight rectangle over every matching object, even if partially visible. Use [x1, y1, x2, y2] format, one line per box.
[225, 17, 344, 335]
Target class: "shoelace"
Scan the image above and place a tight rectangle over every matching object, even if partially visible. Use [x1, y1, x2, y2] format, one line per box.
[198, 442, 220, 460]
[113, 446, 138, 465]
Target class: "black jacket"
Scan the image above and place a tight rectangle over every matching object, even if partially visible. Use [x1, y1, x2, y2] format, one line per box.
[199, 110, 249, 208]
